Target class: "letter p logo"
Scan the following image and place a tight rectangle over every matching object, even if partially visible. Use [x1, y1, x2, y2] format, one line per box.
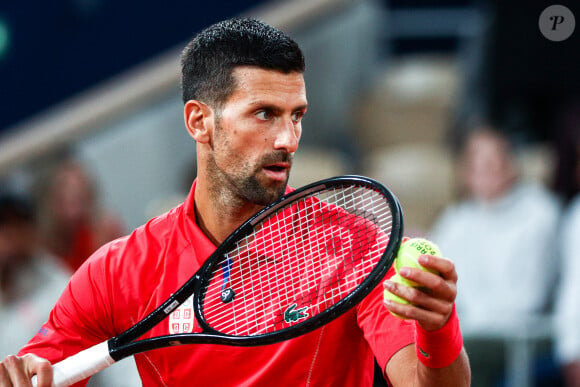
[539, 5, 575, 41]
[550, 15, 566, 31]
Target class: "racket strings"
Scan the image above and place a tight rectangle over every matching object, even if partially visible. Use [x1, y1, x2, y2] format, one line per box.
[204, 187, 391, 333]
[226, 187, 390, 321]
[200, 185, 393, 336]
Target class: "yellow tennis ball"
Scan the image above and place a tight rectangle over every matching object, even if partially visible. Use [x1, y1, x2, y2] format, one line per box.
[384, 273, 410, 319]
[394, 238, 441, 287]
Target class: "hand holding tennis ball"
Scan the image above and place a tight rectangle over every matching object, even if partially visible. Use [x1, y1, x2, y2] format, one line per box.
[394, 238, 442, 287]
[384, 238, 443, 318]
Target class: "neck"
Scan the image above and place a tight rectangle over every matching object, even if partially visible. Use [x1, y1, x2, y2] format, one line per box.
[193, 178, 263, 245]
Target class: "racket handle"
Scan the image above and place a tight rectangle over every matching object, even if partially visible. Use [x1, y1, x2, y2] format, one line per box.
[31, 341, 115, 387]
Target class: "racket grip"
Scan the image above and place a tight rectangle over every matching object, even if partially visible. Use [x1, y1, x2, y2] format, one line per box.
[31, 341, 115, 387]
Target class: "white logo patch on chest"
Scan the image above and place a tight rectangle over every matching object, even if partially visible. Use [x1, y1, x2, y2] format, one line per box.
[168, 295, 195, 334]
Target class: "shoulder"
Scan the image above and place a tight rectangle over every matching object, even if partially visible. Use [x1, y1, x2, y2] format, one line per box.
[515, 182, 562, 218]
[516, 181, 559, 205]
[91, 204, 188, 271]
[71, 202, 190, 299]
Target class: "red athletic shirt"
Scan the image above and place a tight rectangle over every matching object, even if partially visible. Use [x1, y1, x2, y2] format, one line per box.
[20, 180, 414, 386]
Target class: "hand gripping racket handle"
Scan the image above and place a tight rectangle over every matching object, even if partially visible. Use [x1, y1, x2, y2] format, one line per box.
[31, 341, 115, 387]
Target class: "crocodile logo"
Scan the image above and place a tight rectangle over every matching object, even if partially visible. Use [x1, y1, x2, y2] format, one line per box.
[418, 346, 430, 359]
[284, 303, 309, 323]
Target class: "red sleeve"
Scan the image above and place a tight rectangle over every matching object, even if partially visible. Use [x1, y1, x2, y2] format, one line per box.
[356, 267, 415, 383]
[18, 243, 118, 387]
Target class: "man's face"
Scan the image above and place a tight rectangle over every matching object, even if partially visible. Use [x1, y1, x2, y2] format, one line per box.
[207, 67, 307, 205]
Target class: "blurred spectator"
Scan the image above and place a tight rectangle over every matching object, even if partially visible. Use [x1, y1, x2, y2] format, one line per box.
[0, 193, 71, 358]
[429, 125, 562, 385]
[552, 100, 580, 387]
[35, 158, 125, 272]
[0, 191, 141, 386]
[431, 126, 561, 323]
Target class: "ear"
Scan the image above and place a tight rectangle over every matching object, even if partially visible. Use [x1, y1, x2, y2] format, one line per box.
[184, 100, 213, 143]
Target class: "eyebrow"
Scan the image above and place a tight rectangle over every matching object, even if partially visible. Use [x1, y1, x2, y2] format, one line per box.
[248, 101, 308, 112]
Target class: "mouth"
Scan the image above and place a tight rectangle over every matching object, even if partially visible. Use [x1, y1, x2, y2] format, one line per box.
[264, 164, 288, 172]
[262, 163, 290, 181]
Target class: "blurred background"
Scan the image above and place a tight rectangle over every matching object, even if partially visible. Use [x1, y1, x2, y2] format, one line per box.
[1, 0, 579, 386]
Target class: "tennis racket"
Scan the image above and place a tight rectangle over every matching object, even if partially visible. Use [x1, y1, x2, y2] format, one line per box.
[32, 175, 403, 387]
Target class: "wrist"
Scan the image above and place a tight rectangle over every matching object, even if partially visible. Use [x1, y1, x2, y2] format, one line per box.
[414, 304, 463, 368]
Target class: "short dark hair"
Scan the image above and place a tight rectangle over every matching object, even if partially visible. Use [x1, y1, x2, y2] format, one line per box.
[180, 17, 305, 108]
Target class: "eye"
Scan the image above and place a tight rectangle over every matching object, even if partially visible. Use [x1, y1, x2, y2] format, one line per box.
[291, 111, 304, 123]
[256, 110, 273, 121]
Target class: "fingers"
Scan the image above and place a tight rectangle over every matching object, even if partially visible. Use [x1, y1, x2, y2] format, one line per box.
[24, 354, 53, 387]
[0, 358, 12, 387]
[417, 254, 458, 283]
[399, 268, 456, 302]
[1, 355, 30, 386]
[0, 354, 53, 387]
[397, 254, 457, 295]
[383, 278, 454, 330]
[383, 254, 458, 331]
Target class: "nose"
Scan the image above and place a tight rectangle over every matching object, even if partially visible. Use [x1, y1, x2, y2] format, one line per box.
[273, 118, 300, 153]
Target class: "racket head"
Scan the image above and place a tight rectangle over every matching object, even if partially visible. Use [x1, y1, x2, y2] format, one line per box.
[194, 175, 403, 345]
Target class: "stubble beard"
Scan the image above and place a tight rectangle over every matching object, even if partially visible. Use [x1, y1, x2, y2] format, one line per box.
[207, 120, 291, 209]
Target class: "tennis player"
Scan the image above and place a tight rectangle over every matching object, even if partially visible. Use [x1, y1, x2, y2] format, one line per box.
[0, 18, 470, 386]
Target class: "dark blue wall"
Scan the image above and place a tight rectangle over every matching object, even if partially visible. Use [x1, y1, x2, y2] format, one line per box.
[0, 1, 264, 132]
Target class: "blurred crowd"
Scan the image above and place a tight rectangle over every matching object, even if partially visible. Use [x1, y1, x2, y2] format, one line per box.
[427, 99, 580, 387]
[0, 155, 141, 386]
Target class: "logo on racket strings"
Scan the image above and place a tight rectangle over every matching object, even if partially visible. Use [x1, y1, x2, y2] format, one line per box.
[220, 288, 235, 303]
[284, 303, 309, 323]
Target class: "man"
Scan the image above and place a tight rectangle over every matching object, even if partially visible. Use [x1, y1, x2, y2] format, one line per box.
[0, 18, 470, 386]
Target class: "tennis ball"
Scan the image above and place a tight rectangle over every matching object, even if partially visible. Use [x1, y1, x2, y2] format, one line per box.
[394, 238, 441, 287]
[383, 273, 410, 319]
